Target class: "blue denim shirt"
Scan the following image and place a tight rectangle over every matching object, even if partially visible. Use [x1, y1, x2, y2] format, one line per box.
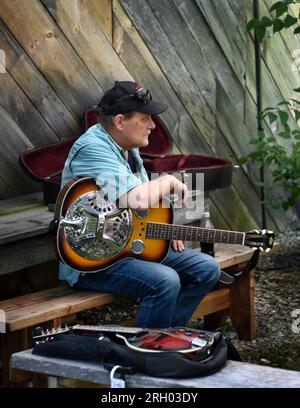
[59, 123, 149, 286]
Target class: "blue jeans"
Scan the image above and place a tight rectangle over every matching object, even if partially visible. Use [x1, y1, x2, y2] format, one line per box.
[74, 248, 221, 328]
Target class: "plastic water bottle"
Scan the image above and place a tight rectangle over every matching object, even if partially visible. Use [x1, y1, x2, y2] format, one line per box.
[200, 211, 215, 257]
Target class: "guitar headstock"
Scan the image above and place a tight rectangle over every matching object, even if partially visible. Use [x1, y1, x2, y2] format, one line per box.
[32, 325, 70, 343]
[244, 229, 275, 252]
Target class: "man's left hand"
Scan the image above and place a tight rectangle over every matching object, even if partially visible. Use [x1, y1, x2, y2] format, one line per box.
[172, 240, 185, 252]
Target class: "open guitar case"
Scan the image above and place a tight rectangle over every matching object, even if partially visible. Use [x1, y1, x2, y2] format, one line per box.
[19, 107, 233, 205]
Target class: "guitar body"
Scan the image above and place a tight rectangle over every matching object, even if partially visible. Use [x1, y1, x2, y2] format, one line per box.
[55, 177, 172, 272]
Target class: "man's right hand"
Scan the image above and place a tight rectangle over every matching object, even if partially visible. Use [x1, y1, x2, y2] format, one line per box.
[121, 174, 188, 210]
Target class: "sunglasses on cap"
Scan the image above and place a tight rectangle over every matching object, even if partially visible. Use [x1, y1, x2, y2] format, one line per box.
[114, 87, 152, 104]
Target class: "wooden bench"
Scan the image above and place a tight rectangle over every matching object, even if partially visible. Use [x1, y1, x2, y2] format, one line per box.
[0, 192, 256, 386]
[11, 348, 300, 388]
[0, 244, 255, 386]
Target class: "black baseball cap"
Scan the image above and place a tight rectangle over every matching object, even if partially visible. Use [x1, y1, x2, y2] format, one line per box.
[99, 81, 168, 115]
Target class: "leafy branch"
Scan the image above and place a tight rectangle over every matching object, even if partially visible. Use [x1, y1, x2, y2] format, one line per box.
[247, 0, 300, 41]
[240, 93, 300, 210]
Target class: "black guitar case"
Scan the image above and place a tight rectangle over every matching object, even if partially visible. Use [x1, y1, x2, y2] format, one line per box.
[32, 330, 235, 378]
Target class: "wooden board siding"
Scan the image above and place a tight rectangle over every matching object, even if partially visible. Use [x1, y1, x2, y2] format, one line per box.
[0, 20, 80, 140]
[0, 0, 297, 231]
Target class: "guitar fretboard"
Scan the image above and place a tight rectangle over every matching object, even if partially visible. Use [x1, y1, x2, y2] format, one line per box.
[146, 223, 245, 245]
[73, 324, 141, 334]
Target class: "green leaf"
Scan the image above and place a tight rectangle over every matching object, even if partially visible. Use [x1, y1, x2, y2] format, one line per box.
[255, 25, 266, 41]
[261, 16, 273, 27]
[239, 157, 248, 165]
[295, 110, 300, 122]
[276, 100, 291, 106]
[278, 131, 291, 138]
[284, 14, 298, 27]
[281, 201, 290, 210]
[273, 18, 285, 33]
[278, 110, 289, 124]
[293, 26, 300, 34]
[247, 19, 256, 31]
[263, 106, 277, 111]
[267, 111, 277, 124]
[248, 137, 261, 144]
[293, 87, 300, 93]
[276, 3, 288, 17]
[269, 1, 285, 12]
[258, 129, 266, 139]
[255, 181, 266, 187]
[294, 134, 300, 140]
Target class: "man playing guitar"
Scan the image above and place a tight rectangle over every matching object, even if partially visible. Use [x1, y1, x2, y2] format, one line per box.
[59, 80, 221, 329]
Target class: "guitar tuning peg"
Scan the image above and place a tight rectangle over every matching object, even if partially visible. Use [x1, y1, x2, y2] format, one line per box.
[262, 229, 266, 235]
[265, 247, 271, 253]
[259, 247, 264, 252]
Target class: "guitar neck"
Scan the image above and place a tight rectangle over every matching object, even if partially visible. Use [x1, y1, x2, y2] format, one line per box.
[73, 324, 142, 334]
[146, 223, 245, 245]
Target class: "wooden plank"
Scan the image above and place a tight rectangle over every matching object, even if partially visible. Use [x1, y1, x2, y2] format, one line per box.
[172, 0, 245, 108]
[0, 192, 43, 216]
[0, 20, 80, 141]
[210, 185, 259, 232]
[0, 206, 53, 244]
[0, 286, 73, 312]
[147, 0, 216, 112]
[113, 0, 209, 152]
[1, 0, 103, 119]
[42, 0, 131, 91]
[121, 0, 216, 148]
[83, 0, 113, 43]
[0, 177, 15, 199]
[229, 270, 256, 340]
[0, 235, 55, 276]
[0, 105, 40, 198]
[42, 0, 113, 44]
[192, 288, 230, 317]
[11, 349, 300, 387]
[214, 127, 279, 231]
[0, 65, 59, 147]
[195, 0, 247, 84]
[6, 291, 117, 331]
[215, 244, 254, 269]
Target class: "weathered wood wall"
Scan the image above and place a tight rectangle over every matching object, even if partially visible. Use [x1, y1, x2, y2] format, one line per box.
[0, 0, 298, 231]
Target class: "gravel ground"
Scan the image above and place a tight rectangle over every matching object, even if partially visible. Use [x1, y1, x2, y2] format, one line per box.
[76, 231, 300, 372]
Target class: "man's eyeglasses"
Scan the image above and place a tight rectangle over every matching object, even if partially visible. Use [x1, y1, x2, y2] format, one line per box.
[115, 88, 152, 104]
